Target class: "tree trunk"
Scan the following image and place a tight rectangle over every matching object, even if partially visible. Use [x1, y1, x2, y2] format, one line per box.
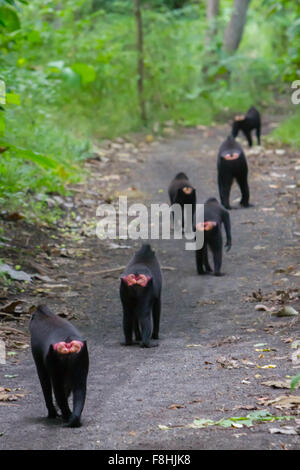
[206, 0, 219, 21]
[134, 0, 147, 124]
[223, 0, 251, 53]
[206, 0, 220, 46]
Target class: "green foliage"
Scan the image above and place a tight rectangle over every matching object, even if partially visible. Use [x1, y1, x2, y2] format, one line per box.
[272, 110, 300, 147]
[260, 0, 300, 82]
[0, 0, 299, 219]
[169, 410, 294, 430]
[215, 410, 293, 428]
[90, 1, 192, 13]
[0, 1, 21, 33]
[291, 374, 300, 390]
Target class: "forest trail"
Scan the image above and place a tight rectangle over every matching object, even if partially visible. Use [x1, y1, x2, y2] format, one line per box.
[0, 117, 299, 450]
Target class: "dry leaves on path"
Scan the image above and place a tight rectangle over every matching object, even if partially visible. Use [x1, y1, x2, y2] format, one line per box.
[216, 356, 256, 369]
[258, 395, 300, 410]
[0, 387, 25, 402]
[270, 426, 299, 435]
[159, 410, 294, 431]
[262, 379, 299, 390]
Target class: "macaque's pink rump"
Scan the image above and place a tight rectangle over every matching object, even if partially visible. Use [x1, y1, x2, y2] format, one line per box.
[182, 186, 193, 195]
[196, 221, 217, 232]
[53, 340, 84, 354]
[122, 274, 151, 287]
[234, 114, 245, 121]
[224, 153, 240, 161]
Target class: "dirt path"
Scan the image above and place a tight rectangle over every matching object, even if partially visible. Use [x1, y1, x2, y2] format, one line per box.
[0, 119, 299, 450]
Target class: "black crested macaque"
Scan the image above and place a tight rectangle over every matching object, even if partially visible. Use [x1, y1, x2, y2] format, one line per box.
[120, 244, 162, 348]
[232, 106, 261, 147]
[195, 198, 231, 276]
[29, 305, 89, 428]
[168, 172, 196, 232]
[217, 135, 251, 210]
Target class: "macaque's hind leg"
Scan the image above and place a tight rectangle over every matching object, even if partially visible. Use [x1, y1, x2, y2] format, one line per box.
[152, 297, 161, 340]
[196, 247, 206, 275]
[213, 252, 223, 276]
[66, 381, 87, 428]
[140, 315, 156, 348]
[52, 376, 72, 422]
[244, 129, 252, 147]
[236, 174, 250, 207]
[35, 360, 57, 419]
[122, 310, 134, 346]
[256, 126, 261, 146]
[210, 237, 223, 276]
[204, 245, 212, 273]
[134, 319, 141, 342]
[218, 173, 233, 210]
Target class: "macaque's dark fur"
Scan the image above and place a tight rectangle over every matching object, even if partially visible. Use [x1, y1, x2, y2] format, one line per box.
[120, 244, 162, 348]
[168, 172, 196, 232]
[29, 305, 89, 428]
[195, 198, 232, 276]
[217, 135, 250, 210]
[232, 106, 261, 147]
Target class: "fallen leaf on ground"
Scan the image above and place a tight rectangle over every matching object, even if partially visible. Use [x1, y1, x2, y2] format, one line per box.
[241, 359, 256, 367]
[210, 336, 240, 347]
[10, 340, 29, 350]
[257, 364, 277, 369]
[0, 301, 36, 321]
[185, 410, 293, 430]
[255, 348, 272, 352]
[188, 418, 215, 429]
[168, 404, 185, 410]
[197, 299, 217, 306]
[32, 274, 56, 283]
[262, 380, 298, 390]
[0, 301, 25, 315]
[41, 283, 68, 289]
[291, 349, 300, 366]
[259, 395, 300, 409]
[270, 426, 298, 435]
[217, 356, 240, 369]
[233, 405, 258, 411]
[255, 304, 274, 312]
[107, 242, 131, 250]
[0, 387, 24, 402]
[273, 306, 298, 317]
[158, 424, 185, 430]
